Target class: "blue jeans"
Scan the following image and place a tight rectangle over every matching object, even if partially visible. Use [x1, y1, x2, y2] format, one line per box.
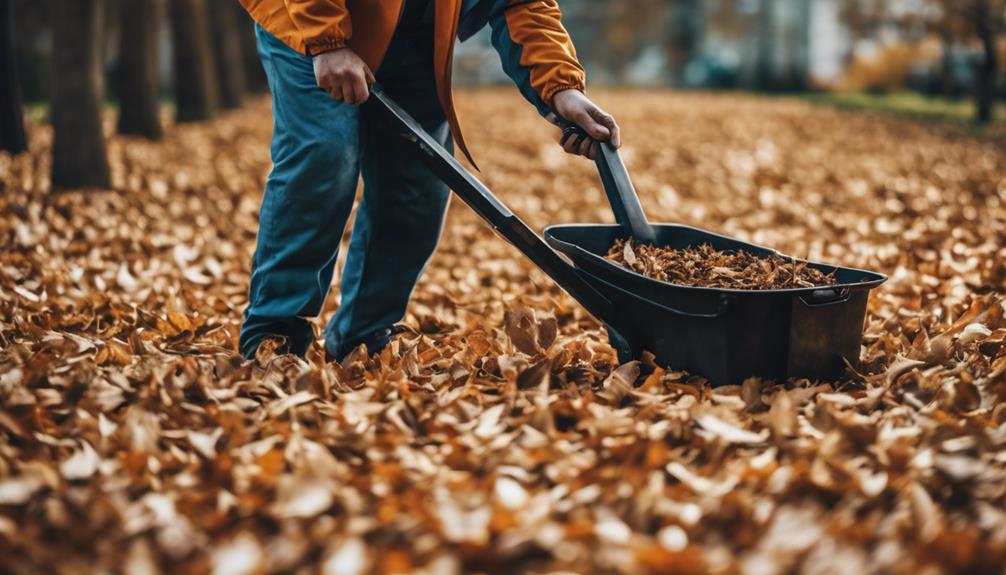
[240, 24, 451, 358]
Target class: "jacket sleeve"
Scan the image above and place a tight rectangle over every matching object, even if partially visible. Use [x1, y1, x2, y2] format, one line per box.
[283, 0, 353, 55]
[488, 0, 586, 117]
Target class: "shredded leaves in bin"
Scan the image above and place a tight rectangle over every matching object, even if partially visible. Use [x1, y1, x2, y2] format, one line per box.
[606, 238, 836, 289]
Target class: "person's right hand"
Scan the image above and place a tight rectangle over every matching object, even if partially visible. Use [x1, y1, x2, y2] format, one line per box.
[313, 48, 375, 105]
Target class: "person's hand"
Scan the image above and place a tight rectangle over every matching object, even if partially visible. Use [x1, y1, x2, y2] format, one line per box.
[550, 89, 621, 160]
[313, 48, 375, 105]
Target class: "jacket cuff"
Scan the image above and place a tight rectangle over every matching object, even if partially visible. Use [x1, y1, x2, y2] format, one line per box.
[542, 81, 586, 108]
[305, 37, 348, 56]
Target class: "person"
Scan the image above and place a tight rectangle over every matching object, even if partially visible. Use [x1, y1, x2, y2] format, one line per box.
[237, 0, 621, 360]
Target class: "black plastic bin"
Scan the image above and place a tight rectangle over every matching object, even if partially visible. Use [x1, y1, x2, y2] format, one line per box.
[545, 223, 885, 384]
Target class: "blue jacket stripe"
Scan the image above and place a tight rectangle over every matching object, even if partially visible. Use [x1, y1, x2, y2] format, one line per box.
[488, 10, 550, 117]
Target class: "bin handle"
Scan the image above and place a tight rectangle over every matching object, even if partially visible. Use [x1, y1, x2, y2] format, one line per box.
[588, 271, 734, 319]
[556, 119, 659, 245]
[657, 293, 733, 319]
[798, 288, 852, 307]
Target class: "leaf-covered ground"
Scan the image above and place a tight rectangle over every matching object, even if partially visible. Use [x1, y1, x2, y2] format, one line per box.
[1, 90, 1005, 575]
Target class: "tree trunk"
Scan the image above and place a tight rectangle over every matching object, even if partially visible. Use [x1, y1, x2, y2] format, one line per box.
[208, 0, 246, 109]
[235, 5, 268, 93]
[117, 0, 164, 139]
[972, 1, 998, 125]
[939, 24, 956, 97]
[790, 0, 812, 90]
[10, 0, 51, 103]
[0, 0, 27, 154]
[169, 0, 217, 123]
[51, 0, 111, 189]
[666, 0, 702, 84]
[754, 0, 776, 90]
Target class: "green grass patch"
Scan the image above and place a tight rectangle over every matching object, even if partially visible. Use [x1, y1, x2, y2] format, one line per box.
[24, 103, 49, 123]
[800, 91, 1006, 125]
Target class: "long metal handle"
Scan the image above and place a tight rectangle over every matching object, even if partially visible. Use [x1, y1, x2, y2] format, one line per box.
[368, 86, 612, 320]
[595, 142, 658, 244]
[556, 119, 657, 244]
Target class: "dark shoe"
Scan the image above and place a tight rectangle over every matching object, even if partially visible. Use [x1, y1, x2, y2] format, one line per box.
[241, 329, 313, 360]
[251, 335, 293, 363]
[326, 325, 408, 363]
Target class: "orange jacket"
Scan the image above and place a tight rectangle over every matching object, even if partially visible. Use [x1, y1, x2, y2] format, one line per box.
[238, 0, 586, 164]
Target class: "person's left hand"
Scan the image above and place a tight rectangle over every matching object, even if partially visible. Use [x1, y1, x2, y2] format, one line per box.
[550, 89, 621, 160]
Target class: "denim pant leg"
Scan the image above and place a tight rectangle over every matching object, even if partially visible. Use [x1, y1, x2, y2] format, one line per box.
[240, 25, 361, 358]
[323, 24, 451, 356]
